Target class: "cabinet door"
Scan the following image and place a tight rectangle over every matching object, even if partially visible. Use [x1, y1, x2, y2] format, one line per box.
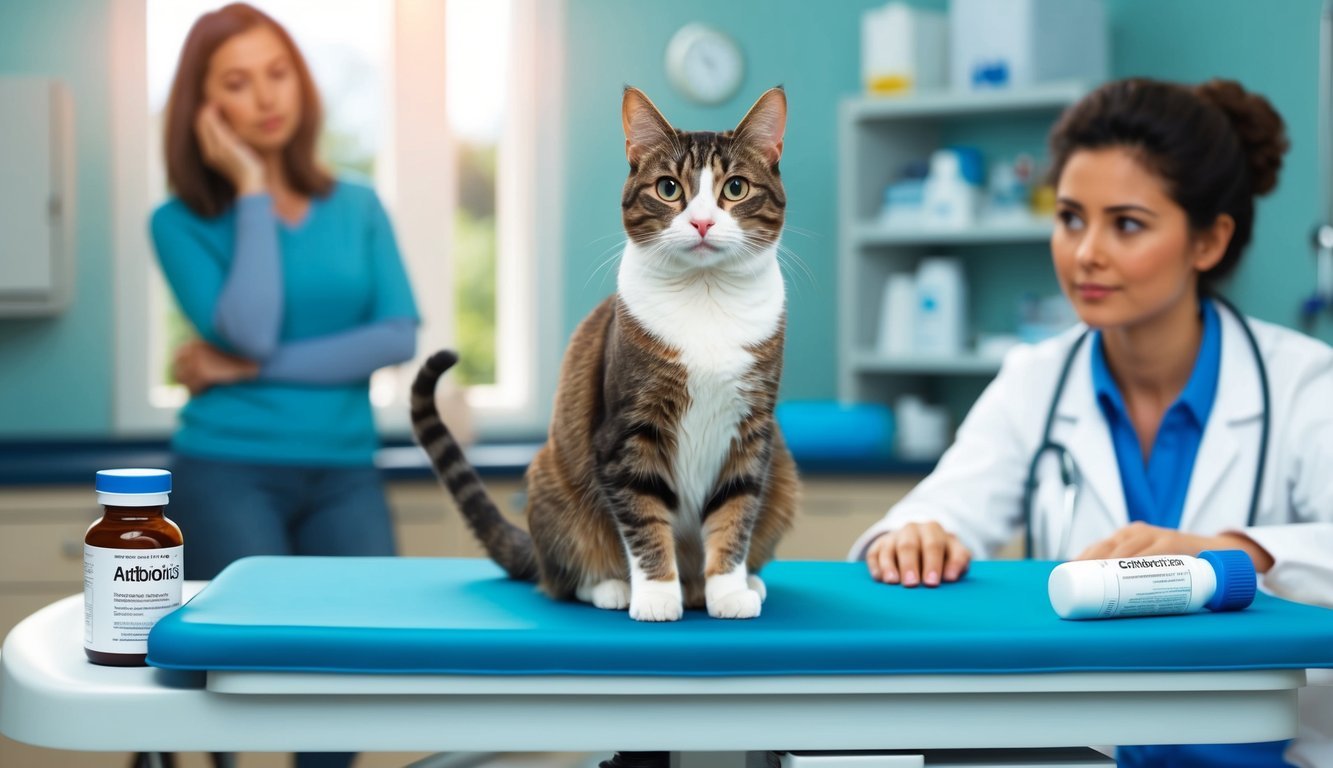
[0, 77, 73, 315]
[778, 477, 919, 561]
[388, 478, 524, 559]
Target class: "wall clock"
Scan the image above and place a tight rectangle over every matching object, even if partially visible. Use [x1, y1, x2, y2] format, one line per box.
[665, 24, 744, 105]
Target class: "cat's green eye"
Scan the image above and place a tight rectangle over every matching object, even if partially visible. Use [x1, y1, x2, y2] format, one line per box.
[656, 178, 682, 202]
[723, 177, 750, 201]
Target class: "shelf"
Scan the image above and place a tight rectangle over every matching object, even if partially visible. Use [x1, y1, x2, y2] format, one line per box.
[854, 220, 1053, 247]
[844, 82, 1087, 122]
[853, 351, 1003, 376]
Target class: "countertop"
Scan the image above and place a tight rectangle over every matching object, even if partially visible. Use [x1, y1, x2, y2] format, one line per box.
[0, 438, 934, 487]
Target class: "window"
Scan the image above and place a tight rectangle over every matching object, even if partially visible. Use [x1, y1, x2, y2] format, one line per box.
[111, 0, 564, 439]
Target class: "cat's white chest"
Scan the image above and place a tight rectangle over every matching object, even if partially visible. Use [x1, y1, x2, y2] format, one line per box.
[673, 344, 752, 517]
[618, 248, 785, 520]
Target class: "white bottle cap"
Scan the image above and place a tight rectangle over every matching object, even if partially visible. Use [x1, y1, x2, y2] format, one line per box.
[1047, 562, 1105, 620]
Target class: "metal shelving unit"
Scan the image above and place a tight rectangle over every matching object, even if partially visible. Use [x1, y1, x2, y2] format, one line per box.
[837, 84, 1088, 427]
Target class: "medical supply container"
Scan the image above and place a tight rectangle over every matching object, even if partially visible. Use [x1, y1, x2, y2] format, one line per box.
[913, 256, 968, 356]
[861, 2, 947, 95]
[1048, 550, 1256, 620]
[922, 149, 982, 229]
[84, 468, 184, 666]
[877, 272, 916, 356]
[950, 0, 1107, 91]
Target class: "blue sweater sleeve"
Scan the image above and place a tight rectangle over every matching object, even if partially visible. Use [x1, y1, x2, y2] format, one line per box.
[150, 203, 226, 349]
[149, 195, 282, 356]
[152, 184, 419, 385]
[257, 188, 418, 384]
[259, 316, 417, 384]
[210, 194, 283, 359]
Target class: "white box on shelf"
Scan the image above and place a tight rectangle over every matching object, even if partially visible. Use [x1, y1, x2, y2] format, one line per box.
[896, 395, 950, 460]
[950, 0, 1107, 92]
[861, 2, 948, 96]
[877, 272, 917, 357]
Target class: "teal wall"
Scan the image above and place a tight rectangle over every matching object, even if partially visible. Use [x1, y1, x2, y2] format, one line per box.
[562, 0, 948, 402]
[562, 0, 1333, 408]
[0, 0, 115, 437]
[0, 0, 1328, 438]
[1108, 0, 1333, 340]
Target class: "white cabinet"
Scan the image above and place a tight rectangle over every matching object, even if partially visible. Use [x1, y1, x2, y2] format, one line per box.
[837, 83, 1086, 435]
[0, 77, 75, 317]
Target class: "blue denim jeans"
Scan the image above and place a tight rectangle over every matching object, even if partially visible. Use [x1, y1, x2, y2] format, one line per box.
[169, 453, 397, 580]
[168, 453, 397, 768]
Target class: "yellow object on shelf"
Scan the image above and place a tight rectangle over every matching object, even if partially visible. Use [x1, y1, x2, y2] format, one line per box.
[1030, 184, 1057, 216]
[866, 74, 915, 96]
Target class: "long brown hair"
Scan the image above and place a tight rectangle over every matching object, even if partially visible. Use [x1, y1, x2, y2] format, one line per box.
[163, 3, 333, 218]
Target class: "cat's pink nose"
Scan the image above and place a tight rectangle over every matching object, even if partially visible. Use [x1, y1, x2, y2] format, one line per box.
[691, 219, 714, 239]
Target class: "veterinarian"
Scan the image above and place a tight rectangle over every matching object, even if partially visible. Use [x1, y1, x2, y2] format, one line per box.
[850, 77, 1333, 768]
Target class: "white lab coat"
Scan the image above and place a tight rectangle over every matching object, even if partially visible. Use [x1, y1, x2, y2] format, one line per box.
[849, 308, 1333, 768]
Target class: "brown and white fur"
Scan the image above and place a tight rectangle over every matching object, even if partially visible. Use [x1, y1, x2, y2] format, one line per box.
[411, 86, 798, 621]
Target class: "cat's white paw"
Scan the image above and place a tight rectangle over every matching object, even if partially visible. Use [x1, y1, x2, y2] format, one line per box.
[747, 574, 767, 603]
[707, 588, 762, 619]
[589, 579, 631, 610]
[629, 581, 684, 622]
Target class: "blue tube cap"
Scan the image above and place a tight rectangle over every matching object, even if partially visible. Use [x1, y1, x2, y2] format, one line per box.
[1199, 549, 1257, 612]
[95, 468, 172, 495]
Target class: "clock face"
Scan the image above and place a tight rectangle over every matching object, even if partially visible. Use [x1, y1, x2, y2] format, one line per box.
[667, 24, 744, 105]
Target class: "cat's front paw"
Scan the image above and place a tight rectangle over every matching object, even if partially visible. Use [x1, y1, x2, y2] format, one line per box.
[629, 581, 684, 622]
[589, 579, 631, 610]
[747, 574, 767, 603]
[707, 589, 762, 619]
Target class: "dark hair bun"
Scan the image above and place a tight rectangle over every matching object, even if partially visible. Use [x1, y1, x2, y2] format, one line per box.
[1194, 78, 1289, 196]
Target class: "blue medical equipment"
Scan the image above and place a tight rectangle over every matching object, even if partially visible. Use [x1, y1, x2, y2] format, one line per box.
[144, 557, 1333, 675]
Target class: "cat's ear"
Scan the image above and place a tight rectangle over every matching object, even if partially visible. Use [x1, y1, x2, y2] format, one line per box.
[734, 87, 787, 166]
[622, 86, 675, 166]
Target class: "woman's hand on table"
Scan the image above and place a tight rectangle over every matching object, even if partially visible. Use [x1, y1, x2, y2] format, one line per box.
[866, 521, 972, 587]
[1074, 521, 1274, 572]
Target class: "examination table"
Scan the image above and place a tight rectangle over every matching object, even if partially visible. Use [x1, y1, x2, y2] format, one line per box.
[4, 558, 1333, 766]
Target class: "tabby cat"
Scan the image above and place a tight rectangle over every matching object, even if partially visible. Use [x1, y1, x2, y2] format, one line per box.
[411, 86, 798, 621]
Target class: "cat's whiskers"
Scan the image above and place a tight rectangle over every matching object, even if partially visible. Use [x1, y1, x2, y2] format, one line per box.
[775, 245, 816, 289]
[777, 224, 818, 240]
[750, 228, 816, 291]
[586, 237, 631, 290]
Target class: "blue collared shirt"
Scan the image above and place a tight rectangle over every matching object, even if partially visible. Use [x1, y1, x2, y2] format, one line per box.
[1092, 298, 1292, 768]
[1090, 299, 1221, 529]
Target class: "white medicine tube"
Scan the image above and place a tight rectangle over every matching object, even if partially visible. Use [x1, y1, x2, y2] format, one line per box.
[1048, 550, 1256, 620]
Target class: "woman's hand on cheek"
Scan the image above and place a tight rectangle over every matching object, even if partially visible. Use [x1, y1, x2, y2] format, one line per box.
[195, 103, 265, 196]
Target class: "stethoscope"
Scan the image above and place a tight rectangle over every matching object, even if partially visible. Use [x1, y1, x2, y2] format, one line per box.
[1020, 294, 1272, 559]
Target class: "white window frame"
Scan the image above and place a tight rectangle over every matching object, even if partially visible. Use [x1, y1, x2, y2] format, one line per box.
[110, 0, 564, 440]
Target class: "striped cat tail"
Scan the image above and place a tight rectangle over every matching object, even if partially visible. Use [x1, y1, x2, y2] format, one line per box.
[410, 350, 538, 581]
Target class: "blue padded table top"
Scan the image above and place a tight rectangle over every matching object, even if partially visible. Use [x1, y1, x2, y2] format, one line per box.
[146, 557, 1333, 676]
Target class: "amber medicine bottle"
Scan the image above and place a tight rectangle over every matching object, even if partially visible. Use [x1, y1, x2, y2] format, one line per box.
[84, 468, 184, 666]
